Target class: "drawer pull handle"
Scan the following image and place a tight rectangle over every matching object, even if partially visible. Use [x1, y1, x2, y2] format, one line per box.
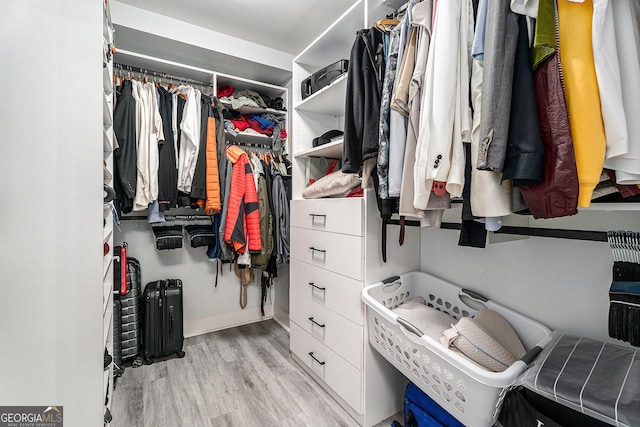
[309, 247, 326, 254]
[308, 282, 326, 291]
[308, 352, 326, 365]
[309, 213, 327, 218]
[308, 316, 326, 328]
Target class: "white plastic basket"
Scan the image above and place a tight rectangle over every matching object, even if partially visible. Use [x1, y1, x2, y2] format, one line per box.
[362, 271, 553, 427]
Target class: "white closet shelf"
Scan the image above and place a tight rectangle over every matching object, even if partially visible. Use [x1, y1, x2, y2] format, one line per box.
[103, 282, 112, 317]
[294, 74, 347, 116]
[103, 254, 112, 281]
[104, 228, 113, 244]
[103, 67, 113, 96]
[225, 130, 273, 146]
[579, 203, 640, 211]
[294, 1, 363, 69]
[103, 369, 110, 400]
[295, 139, 343, 159]
[116, 49, 215, 85]
[103, 129, 113, 155]
[217, 72, 287, 100]
[103, 301, 113, 347]
[220, 100, 286, 116]
[103, 95, 113, 128]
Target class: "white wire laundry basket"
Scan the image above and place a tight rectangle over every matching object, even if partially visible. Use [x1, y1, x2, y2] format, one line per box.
[362, 271, 553, 427]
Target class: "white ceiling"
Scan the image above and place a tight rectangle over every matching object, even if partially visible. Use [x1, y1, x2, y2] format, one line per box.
[116, 0, 356, 55]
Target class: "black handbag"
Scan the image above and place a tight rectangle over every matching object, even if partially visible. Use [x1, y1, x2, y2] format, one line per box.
[498, 389, 562, 427]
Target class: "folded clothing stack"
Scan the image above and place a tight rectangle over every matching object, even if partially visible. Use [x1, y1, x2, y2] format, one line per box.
[151, 224, 183, 250]
[184, 225, 216, 248]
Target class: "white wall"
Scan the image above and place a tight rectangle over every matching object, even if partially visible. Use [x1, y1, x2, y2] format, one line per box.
[0, 1, 103, 425]
[115, 222, 278, 337]
[420, 210, 640, 342]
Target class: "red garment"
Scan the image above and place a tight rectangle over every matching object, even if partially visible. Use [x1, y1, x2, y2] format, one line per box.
[245, 117, 273, 136]
[218, 85, 234, 98]
[279, 129, 287, 139]
[224, 146, 262, 254]
[606, 169, 640, 198]
[346, 187, 364, 198]
[230, 119, 250, 131]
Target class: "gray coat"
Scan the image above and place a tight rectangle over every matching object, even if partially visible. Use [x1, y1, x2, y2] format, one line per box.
[476, 0, 519, 172]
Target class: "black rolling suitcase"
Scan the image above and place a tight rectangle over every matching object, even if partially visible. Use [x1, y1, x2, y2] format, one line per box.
[112, 298, 124, 377]
[114, 243, 144, 367]
[143, 279, 185, 362]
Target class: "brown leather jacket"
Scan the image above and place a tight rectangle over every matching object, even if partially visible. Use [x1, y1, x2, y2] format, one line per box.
[520, 51, 579, 219]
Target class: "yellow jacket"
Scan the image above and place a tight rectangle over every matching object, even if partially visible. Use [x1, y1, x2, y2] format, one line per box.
[558, 0, 606, 207]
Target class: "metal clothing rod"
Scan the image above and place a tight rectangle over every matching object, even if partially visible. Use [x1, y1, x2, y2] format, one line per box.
[386, 219, 608, 242]
[226, 141, 273, 150]
[120, 215, 147, 221]
[114, 63, 213, 88]
[120, 214, 211, 221]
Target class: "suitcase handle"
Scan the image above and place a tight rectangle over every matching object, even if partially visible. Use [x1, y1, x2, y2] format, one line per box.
[169, 305, 174, 336]
[120, 243, 128, 296]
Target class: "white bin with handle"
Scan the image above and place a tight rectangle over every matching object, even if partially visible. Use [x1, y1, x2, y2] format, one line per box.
[362, 271, 553, 427]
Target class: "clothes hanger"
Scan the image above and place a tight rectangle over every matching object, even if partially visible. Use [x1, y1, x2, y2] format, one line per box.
[373, 17, 400, 33]
[377, 18, 400, 26]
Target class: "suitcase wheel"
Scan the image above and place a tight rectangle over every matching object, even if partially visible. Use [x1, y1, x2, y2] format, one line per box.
[176, 351, 186, 358]
[132, 356, 144, 368]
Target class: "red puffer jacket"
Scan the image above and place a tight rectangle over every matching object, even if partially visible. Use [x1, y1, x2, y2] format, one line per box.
[224, 146, 262, 253]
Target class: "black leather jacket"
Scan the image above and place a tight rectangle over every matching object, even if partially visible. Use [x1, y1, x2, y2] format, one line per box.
[342, 28, 385, 174]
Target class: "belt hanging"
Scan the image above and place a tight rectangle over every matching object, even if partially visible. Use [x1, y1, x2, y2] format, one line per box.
[240, 282, 248, 309]
[381, 219, 387, 263]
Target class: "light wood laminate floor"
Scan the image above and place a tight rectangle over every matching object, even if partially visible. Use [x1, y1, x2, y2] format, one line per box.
[111, 319, 402, 427]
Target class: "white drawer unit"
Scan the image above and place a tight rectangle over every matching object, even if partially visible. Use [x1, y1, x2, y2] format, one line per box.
[290, 322, 363, 412]
[290, 289, 363, 368]
[290, 227, 363, 280]
[291, 198, 364, 236]
[290, 259, 363, 325]
[290, 2, 421, 424]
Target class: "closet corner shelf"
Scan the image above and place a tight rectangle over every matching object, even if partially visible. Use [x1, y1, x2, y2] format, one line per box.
[294, 74, 347, 116]
[103, 228, 113, 244]
[225, 130, 273, 146]
[102, 129, 113, 158]
[103, 301, 113, 347]
[295, 139, 343, 159]
[103, 281, 112, 316]
[103, 369, 110, 401]
[103, 254, 112, 281]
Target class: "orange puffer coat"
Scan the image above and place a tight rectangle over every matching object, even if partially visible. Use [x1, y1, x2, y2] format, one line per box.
[224, 145, 262, 254]
[204, 116, 221, 214]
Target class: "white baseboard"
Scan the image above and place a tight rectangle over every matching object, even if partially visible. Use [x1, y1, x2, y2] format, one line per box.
[273, 305, 290, 332]
[184, 305, 274, 338]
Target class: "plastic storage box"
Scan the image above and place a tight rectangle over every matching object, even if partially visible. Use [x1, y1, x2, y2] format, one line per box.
[362, 271, 553, 427]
